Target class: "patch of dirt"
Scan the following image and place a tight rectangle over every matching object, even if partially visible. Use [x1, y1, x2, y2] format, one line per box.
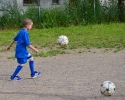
[0, 49, 125, 100]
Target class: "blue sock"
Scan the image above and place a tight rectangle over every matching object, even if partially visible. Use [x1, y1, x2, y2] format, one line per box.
[29, 61, 35, 75]
[12, 65, 23, 78]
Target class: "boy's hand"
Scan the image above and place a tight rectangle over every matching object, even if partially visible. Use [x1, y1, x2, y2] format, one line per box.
[6, 46, 11, 51]
[35, 49, 38, 53]
[6, 40, 15, 51]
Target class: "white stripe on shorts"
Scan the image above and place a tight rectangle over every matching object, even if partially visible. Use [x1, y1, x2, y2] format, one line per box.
[27, 53, 32, 57]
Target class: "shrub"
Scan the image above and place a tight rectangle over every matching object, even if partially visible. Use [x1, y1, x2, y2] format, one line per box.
[0, 0, 125, 29]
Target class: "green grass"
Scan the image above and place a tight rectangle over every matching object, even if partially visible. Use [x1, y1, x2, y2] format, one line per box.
[1, 23, 125, 57]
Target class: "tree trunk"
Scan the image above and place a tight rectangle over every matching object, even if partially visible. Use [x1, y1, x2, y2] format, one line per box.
[118, 0, 125, 21]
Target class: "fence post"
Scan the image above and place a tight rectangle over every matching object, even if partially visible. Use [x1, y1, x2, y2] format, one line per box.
[38, 0, 40, 27]
[94, 0, 95, 15]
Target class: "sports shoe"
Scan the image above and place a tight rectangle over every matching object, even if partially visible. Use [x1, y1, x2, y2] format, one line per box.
[10, 76, 22, 81]
[31, 71, 41, 78]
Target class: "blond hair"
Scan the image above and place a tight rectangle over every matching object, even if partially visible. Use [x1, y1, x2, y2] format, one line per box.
[22, 18, 33, 27]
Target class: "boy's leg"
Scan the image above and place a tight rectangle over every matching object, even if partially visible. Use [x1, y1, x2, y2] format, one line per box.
[10, 58, 26, 81]
[27, 53, 35, 75]
[28, 56, 41, 78]
[29, 59, 35, 75]
[10, 65, 23, 80]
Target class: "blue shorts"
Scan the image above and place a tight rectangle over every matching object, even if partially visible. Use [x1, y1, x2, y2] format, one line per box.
[17, 53, 32, 64]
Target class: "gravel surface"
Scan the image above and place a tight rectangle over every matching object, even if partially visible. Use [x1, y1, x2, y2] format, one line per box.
[0, 49, 125, 100]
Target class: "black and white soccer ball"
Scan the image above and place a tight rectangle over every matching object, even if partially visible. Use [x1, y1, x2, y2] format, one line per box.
[100, 81, 116, 96]
[57, 35, 68, 46]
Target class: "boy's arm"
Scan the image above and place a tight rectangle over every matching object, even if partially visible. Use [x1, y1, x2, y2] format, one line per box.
[28, 45, 38, 53]
[6, 40, 15, 51]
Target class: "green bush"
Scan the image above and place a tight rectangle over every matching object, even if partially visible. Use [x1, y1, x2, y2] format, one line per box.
[0, 0, 23, 29]
[0, 0, 125, 29]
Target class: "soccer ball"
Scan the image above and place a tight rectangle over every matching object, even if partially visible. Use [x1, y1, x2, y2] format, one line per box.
[100, 81, 116, 96]
[57, 35, 68, 46]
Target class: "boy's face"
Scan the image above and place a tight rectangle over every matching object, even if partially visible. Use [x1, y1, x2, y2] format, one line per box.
[26, 22, 33, 31]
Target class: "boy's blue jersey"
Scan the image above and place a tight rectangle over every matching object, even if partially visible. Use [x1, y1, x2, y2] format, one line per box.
[13, 28, 31, 58]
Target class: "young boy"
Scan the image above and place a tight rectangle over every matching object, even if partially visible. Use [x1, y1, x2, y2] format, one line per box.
[7, 18, 41, 81]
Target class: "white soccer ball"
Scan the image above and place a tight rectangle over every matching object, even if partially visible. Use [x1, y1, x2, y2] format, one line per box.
[100, 81, 116, 96]
[57, 35, 68, 46]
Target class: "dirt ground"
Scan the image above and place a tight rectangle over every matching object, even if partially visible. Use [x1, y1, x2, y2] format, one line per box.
[0, 49, 125, 100]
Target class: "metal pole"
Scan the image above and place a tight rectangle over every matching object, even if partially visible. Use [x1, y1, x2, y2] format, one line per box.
[94, 0, 95, 15]
[38, 0, 40, 24]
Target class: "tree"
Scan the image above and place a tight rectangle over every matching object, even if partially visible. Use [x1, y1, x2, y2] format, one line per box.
[118, 0, 125, 21]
